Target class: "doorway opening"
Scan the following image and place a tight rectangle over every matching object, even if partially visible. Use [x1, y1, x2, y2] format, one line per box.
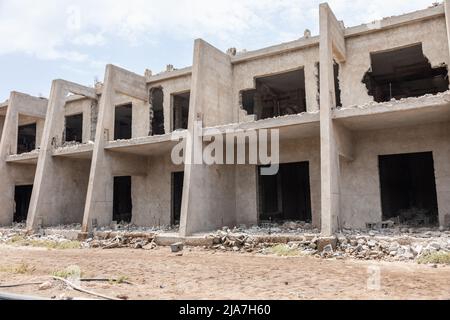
[17, 123, 36, 154]
[14, 185, 33, 223]
[114, 104, 132, 140]
[378, 152, 438, 225]
[65, 113, 83, 143]
[113, 176, 132, 223]
[171, 172, 184, 226]
[172, 92, 190, 130]
[258, 162, 312, 222]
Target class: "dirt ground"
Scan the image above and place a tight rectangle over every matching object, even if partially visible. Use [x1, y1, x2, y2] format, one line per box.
[0, 244, 449, 300]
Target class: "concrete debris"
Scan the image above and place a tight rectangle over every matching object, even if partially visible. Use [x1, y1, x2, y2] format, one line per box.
[170, 242, 184, 253]
[205, 225, 450, 262]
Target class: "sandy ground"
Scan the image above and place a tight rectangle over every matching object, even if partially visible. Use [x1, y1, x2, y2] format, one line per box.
[0, 244, 449, 300]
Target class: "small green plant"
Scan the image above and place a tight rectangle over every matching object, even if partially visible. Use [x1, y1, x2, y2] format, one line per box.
[15, 262, 36, 274]
[0, 262, 35, 274]
[417, 252, 450, 265]
[52, 266, 82, 279]
[268, 244, 299, 257]
[7, 237, 81, 250]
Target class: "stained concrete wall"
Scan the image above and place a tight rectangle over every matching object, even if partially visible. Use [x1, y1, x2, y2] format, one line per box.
[131, 154, 184, 227]
[341, 16, 450, 108]
[148, 74, 192, 133]
[232, 45, 320, 122]
[340, 121, 450, 228]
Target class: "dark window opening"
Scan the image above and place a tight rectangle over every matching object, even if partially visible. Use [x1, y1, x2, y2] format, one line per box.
[363, 44, 449, 102]
[65, 113, 83, 143]
[173, 92, 190, 130]
[113, 176, 132, 223]
[14, 185, 33, 223]
[315, 61, 342, 108]
[241, 69, 307, 120]
[17, 123, 36, 154]
[258, 162, 312, 222]
[150, 87, 165, 136]
[114, 104, 132, 140]
[379, 152, 438, 226]
[171, 172, 184, 226]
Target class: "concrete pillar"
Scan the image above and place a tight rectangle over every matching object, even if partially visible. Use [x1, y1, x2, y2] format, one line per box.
[0, 92, 47, 226]
[27, 81, 96, 230]
[179, 39, 236, 236]
[82, 65, 148, 232]
[319, 3, 346, 236]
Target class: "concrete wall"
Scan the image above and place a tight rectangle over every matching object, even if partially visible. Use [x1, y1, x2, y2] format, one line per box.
[341, 16, 450, 108]
[232, 45, 320, 122]
[340, 121, 450, 228]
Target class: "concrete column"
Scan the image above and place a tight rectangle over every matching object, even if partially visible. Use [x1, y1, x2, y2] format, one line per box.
[179, 39, 236, 236]
[82, 66, 115, 231]
[0, 92, 47, 226]
[82, 65, 148, 232]
[319, 3, 346, 236]
[27, 81, 95, 230]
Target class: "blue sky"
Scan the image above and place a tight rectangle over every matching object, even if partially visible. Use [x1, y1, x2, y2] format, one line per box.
[0, 0, 437, 101]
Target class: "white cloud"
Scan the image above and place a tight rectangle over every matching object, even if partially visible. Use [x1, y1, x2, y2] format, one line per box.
[0, 0, 439, 64]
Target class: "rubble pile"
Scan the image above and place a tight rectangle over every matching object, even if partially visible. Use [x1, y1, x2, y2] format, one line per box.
[86, 232, 157, 250]
[206, 224, 450, 262]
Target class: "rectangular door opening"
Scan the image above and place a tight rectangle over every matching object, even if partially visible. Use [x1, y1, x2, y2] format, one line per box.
[378, 152, 438, 226]
[172, 172, 184, 226]
[114, 104, 132, 140]
[172, 92, 190, 130]
[113, 176, 132, 223]
[258, 162, 312, 222]
[17, 123, 36, 154]
[65, 113, 83, 143]
[14, 185, 33, 223]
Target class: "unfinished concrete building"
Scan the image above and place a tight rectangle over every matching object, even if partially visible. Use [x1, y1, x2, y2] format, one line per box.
[1, 2, 450, 238]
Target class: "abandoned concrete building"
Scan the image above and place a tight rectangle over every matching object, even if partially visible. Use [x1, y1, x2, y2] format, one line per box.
[1, 2, 450, 238]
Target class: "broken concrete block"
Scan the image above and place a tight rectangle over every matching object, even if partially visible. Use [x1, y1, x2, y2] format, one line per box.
[317, 236, 337, 252]
[170, 242, 184, 253]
